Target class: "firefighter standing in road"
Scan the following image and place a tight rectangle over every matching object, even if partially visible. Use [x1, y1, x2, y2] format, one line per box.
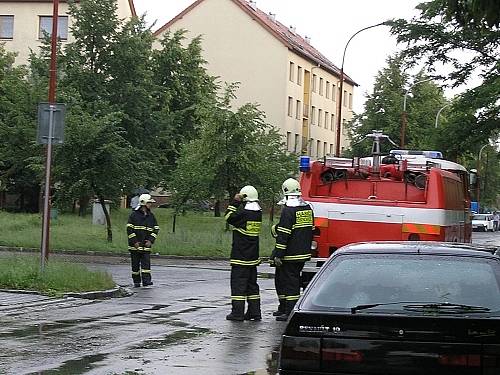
[126, 194, 160, 287]
[225, 186, 263, 321]
[271, 178, 314, 321]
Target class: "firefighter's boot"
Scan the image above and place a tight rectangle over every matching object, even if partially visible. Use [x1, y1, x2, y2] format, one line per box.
[272, 299, 285, 316]
[226, 300, 245, 321]
[276, 300, 297, 321]
[244, 299, 262, 321]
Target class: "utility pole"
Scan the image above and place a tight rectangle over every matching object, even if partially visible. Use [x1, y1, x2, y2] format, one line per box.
[40, 0, 59, 270]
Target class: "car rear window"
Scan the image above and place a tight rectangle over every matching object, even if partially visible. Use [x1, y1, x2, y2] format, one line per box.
[302, 254, 500, 312]
[474, 215, 489, 220]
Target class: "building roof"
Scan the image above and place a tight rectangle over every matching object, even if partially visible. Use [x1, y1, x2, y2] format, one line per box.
[153, 0, 357, 86]
[0, 0, 137, 16]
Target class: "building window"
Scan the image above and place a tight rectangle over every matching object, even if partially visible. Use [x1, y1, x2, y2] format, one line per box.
[39, 15, 68, 40]
[343, 90, 348, 107]
[310, 138, 314, 156]
[332, 84, 336, 101]
[318, 109, 322, 126]
[297, 66, 302, 85]
[296, 100, 301, 119]
[294, 134, 299, 153]
[326, 81, 330, 99]
[324, 142, 327, 157]
[289, 62, 294, 82]
[286, 132, 292, 151]
[312, 74, 317, 92]
[319, 78, 324, 96]
[287, 97, 293, 117]
[0, 16, 14, 39]
[311, 106, 316, 124]
[331, 113, 335, 131]
[330, 144, 334, 155]
[349, 93, 353, 109]
[324, 111, 329, 129]
[316, 140, 320, 158]
[342, 118, 347, 135]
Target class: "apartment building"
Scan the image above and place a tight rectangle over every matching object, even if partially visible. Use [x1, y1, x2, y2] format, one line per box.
[154, 0, 357, 156]
[0, 0, 136, 65]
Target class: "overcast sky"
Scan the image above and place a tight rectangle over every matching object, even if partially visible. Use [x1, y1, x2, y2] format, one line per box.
[134, 0, 424, 113]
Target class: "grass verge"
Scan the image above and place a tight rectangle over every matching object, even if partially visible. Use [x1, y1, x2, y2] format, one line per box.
[0, 209, 277, 257]
[0, 255, 115, 296]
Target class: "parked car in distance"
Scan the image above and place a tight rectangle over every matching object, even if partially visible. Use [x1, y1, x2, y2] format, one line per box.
[472, 214, 495, 232]
[279, 242, 500, 375]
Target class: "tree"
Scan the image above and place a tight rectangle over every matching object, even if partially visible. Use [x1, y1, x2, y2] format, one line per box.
[349, 56, 447, 156]
[390, 1, 499, 149]
[0, 46, 42, 212]
[169, 84, 296, 225]
[150, 30, 217, 177]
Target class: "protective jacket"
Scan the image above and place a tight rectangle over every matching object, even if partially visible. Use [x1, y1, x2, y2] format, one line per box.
[225, 200, 262, 266]
[272, 198, 314, 262]
[127, 208, 160, 251]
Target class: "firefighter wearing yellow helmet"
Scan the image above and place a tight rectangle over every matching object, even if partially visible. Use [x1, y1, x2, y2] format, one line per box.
[224, 185, 262, 321]
[271, 178, 314, 321]
[126, 193, 160, 287]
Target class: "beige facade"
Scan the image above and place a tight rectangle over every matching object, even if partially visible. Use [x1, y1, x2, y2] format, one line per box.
[0, 0, 136, 65]
[154, 0, 356, 156]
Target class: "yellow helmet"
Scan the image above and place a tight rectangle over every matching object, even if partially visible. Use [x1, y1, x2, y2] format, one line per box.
[282, 178, 301, 196]
[239, 185, 258, 202]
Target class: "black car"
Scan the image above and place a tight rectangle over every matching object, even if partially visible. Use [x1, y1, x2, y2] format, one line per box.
[279, 242, 500, 375]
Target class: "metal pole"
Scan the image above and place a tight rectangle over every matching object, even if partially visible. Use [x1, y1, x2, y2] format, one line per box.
[400, 77, 432, 148]
[335, 21, 388, 156]
[40, 0, 59, 270]
[435, 103, 451, 128]
[477, 143, 489, 210]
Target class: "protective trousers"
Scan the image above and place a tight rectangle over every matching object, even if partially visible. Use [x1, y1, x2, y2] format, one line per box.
[274, 266, 285, 314]
[130, 250, 152, 285]
[279, 262, 305, 314]
[230, 265, 261, 318]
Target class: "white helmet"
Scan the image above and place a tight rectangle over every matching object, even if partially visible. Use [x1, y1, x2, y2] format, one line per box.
[282, 178, 301, 196]
[139, 193, 156, 205]
[239, 185, 258, 202]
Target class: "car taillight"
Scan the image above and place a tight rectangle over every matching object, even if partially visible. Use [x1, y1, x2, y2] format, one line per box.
[322, 348, 363, 363]
[279, 335, 320, 371]
[438, 354, 480, 367]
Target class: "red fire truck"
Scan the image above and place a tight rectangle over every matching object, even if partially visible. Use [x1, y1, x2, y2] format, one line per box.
[300, 131, 472, 265]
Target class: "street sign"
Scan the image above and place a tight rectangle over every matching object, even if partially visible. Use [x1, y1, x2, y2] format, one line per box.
[37, 103, 65, 145]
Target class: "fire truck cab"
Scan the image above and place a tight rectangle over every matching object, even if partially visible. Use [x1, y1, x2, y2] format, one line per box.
[300, 131, 472, 281]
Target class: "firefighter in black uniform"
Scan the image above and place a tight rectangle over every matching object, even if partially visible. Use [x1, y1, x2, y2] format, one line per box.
[224, 185, 262, 321]
[126, 193, 160, 287]
[271, 178, 314, 321]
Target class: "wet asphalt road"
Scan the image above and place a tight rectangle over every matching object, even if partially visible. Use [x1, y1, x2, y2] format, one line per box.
[0, 260, 283, 375]
[1, 231, 499, 375]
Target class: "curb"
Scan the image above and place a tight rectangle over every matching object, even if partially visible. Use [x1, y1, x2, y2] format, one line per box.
[0, 245, 236, 261]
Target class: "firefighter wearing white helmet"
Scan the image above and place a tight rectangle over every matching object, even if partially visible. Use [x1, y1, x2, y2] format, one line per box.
[126, 193, 160, 287]
[271, 178, 314, 320]
[224, 185, 262, 321]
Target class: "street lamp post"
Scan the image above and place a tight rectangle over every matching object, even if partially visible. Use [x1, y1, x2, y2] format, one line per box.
[400, 77, 433, 148]
[335, 21, 389, 157]
[476, 143, 490, 208]
[435, 103, 452, 128]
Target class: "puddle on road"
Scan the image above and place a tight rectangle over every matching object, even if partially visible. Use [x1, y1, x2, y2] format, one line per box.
[241, 346, 280, 375]
[134, 327, 212, 350]
[32, 353, 108, 374]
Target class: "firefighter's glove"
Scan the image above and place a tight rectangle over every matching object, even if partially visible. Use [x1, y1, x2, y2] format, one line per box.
[274, 257, 283, 267]
[144, 240, 152, 248]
